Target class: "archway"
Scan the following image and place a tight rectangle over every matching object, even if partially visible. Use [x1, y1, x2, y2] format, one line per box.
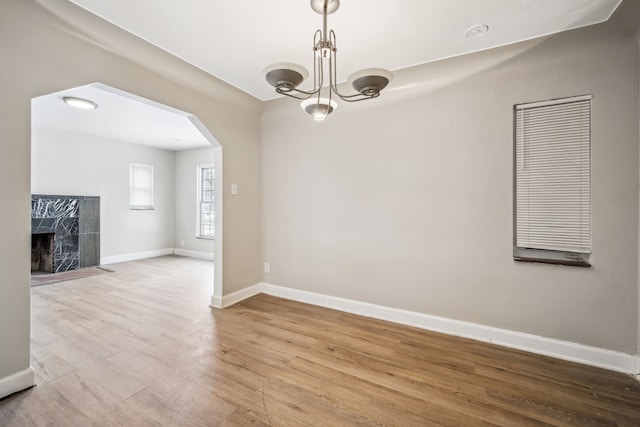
[30, 82, 223, 302]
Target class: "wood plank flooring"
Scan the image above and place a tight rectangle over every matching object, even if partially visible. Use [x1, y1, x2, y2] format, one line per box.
[1, 255, 639, 426]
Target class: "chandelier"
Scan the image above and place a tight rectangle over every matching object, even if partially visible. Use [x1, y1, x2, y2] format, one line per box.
[263, 0, 393, 121]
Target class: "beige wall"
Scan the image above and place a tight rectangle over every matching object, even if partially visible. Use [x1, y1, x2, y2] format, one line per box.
[261, 23, 640, 354]
[637, 31, 640, 358]
[0, 0, 261, 384]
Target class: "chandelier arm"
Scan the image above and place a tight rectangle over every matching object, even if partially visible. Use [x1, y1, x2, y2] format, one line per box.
[328, 30, 339, 94]
[322, 64, 334, 121]
[275, 86, 321, 100]
[329, 67, 374, 103]
[312, 30, 322, 92]
[272, 28, 326, 101]
[314, 92, 330, 122]
[326, 30, 371, 101]
[335, 92, 380, 102]
[316, 42, 324, 92]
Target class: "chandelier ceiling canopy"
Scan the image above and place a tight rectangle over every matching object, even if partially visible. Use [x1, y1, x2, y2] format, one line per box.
[263, 0, 393, 121]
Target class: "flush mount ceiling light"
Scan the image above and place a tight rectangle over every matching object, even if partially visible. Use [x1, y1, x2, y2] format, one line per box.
[263, 0, 392, 121]
[62, 96, 98, 110]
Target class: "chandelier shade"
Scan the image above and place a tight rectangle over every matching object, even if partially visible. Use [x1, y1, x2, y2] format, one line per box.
[301, 97, 338, 121]
[263, 63, 308, 92]
[348, 69, 393, 97]
[263, 0, 392, 120]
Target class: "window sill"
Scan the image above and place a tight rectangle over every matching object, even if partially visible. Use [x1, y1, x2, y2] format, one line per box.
[196, 236, 214, 240]
[514, 257, 591, 268]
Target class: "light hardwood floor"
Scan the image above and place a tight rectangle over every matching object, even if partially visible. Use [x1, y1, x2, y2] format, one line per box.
[1, 255, 639, 426]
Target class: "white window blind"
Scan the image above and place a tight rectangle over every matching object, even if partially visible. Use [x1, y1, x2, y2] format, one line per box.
[515, 95, 591, 255]
[130, 163, 154, 209]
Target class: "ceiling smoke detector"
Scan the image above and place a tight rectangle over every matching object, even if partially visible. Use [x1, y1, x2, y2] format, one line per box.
[465, 24, 489, 39]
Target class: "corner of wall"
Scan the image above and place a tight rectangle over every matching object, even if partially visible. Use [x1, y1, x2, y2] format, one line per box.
[637, 30, 640, 361]
[0, 367, 35, 400]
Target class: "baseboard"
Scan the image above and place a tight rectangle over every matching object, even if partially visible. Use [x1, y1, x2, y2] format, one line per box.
[211, 283, 262, 309]
[173, 248, 214, 261]
[100, 248, 174, 265]
[0, 367, 35, 400]
[210, 295, 223, 309]
[238, 282, 638, 375]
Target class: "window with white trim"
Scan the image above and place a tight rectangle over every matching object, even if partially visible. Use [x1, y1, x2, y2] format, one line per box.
[130, 163, 154, 210]
[197, 164, 215, 238]
[514, 95, 591, 266]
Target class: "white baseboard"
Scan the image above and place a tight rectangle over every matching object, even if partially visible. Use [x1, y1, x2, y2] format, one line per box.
[100, 248, 174, 265]
[210, 295, 223, 309]
[211, 283, 262, 309]
[173, 248, 214, 261]
[0, 367, 35, 399]
[220, 282, 639, 375]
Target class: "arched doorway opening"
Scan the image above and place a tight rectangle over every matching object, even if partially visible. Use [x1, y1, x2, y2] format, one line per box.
[30, 82, 223, 301]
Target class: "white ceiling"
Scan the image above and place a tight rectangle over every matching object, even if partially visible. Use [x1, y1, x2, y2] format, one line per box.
[32, 83, 212, 151]
[67, 0, 622, 101]
[33, 1, 622, 151]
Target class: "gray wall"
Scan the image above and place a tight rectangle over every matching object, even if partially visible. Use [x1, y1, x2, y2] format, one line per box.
[261, 23, 640, 354]
[31, 126, 176, 259]
[0, 0, 261, 386]
[175, 146, 216, 256]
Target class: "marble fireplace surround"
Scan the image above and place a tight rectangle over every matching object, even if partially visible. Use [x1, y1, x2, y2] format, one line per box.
[31, 195, 100, 273]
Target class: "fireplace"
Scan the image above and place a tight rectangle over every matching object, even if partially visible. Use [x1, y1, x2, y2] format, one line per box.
[31, 195, 100, 273]
[31, 233, 55, 273]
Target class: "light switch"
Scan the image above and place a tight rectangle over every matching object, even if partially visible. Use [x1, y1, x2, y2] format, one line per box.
[231, 184, 238, 195]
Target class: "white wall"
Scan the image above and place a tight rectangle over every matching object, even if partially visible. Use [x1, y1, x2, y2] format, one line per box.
[261, 23, 640, 355]
[31, 126, 175, 260]
[174, 146, 215, 258]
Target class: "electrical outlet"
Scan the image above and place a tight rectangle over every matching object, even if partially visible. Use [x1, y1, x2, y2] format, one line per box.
[264, 262, 270, 273]
[180, 240, 185, 246]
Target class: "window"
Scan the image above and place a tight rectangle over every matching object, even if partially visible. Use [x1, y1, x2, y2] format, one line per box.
[130, 163, 154, 210]
[197, 164, 215, 238]
[514, 95, 591, 266]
